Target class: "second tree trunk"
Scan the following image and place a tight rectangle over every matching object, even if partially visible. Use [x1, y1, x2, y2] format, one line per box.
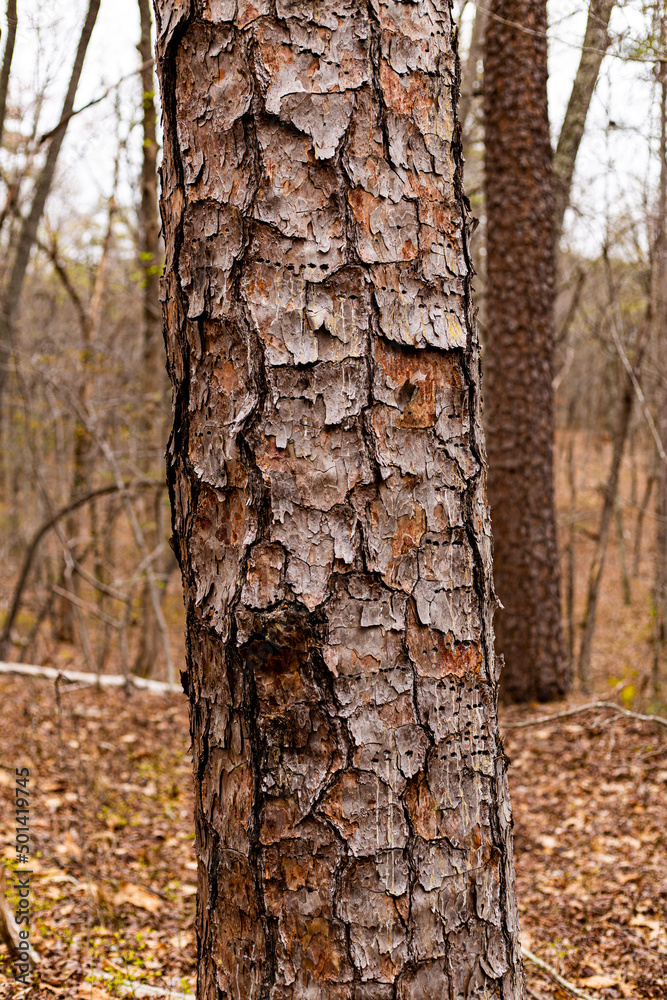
[484, 0, 569, 702]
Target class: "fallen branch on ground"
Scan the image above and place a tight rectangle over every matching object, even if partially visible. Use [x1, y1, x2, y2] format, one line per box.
[0, 661, 182, 695]
[521, 947, 597, 1000]
[505, 700, 667, 730]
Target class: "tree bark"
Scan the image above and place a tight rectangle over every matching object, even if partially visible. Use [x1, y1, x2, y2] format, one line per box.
[155, 1, 524, 998]
[552, 0, 615, 243]
[484, 0, 569, 703]
[0, 0, 17, 150]
[0, 0, 100, 399]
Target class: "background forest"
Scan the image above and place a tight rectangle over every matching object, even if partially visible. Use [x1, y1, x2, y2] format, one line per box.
[0, 0, 665, 998]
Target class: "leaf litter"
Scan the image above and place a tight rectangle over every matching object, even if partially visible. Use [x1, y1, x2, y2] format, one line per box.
[0, 676, 664, 998]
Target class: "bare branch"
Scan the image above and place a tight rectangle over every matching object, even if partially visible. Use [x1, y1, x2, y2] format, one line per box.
[0, 480, 163, 659]
[504, 700, 667, 730]
[37, 58, 154, 145]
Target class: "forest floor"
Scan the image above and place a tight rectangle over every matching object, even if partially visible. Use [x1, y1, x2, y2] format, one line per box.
[0, 433, 665, 998]
[0, 674, 664, 1000]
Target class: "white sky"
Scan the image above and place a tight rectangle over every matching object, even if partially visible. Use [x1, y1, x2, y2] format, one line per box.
[6, 0, 662, 260]
[546, 0, 658, 254]
[10, 0, 143, 253]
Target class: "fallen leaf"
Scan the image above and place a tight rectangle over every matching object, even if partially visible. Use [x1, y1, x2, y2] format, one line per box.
[77, 880, 102, 902]
[520, 930, 533, 952]
[579, 975, 619, 988]
[615, 871, 638, 884]
[113, 882, 162, 913]
[39, 871, 77, 885]
[77, 985, 113, 1000]
[104, 812, 127, 831]
[170, 931, 193, 949]
[538, 835, 558, 851]
[55, 830, 82, 859]
[630, 915, 663, 935]
[578, 972, 635, 997]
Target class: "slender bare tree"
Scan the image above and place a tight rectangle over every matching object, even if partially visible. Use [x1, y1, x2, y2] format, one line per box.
[0, 0, 17, 150]
[0, 0, 101, 401]
[578, 263, 647, 689]
[41, 151, 119, 647]
[653, 5, 667, 692]
[133, 0, 166, 678]
[155, 1, 525, 998]
[553, 0, 616, 242]
[459, 1, 487, 140]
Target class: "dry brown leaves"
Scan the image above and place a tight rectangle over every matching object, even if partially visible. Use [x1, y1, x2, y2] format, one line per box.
[0, 676, 196, 999]
[0, 676, 664, 998]
[504, 705, 667, 999]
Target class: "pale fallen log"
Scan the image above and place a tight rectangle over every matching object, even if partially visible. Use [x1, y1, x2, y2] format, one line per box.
[0, 661, 182, 695]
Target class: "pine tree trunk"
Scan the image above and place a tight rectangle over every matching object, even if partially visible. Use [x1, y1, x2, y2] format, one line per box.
[484, 0, 569, 703]
[155, 2, 525, 997]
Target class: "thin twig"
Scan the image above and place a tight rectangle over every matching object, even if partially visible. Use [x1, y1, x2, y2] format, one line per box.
[472, 0, 662, 62]
[38, 58, 154, 144]
[505, 700, 667, 730]
[521, 948, 598, 1000]
[51, 584, 122, 630]
[39, 365, 175, 685]
[69, 554, 130, 603]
